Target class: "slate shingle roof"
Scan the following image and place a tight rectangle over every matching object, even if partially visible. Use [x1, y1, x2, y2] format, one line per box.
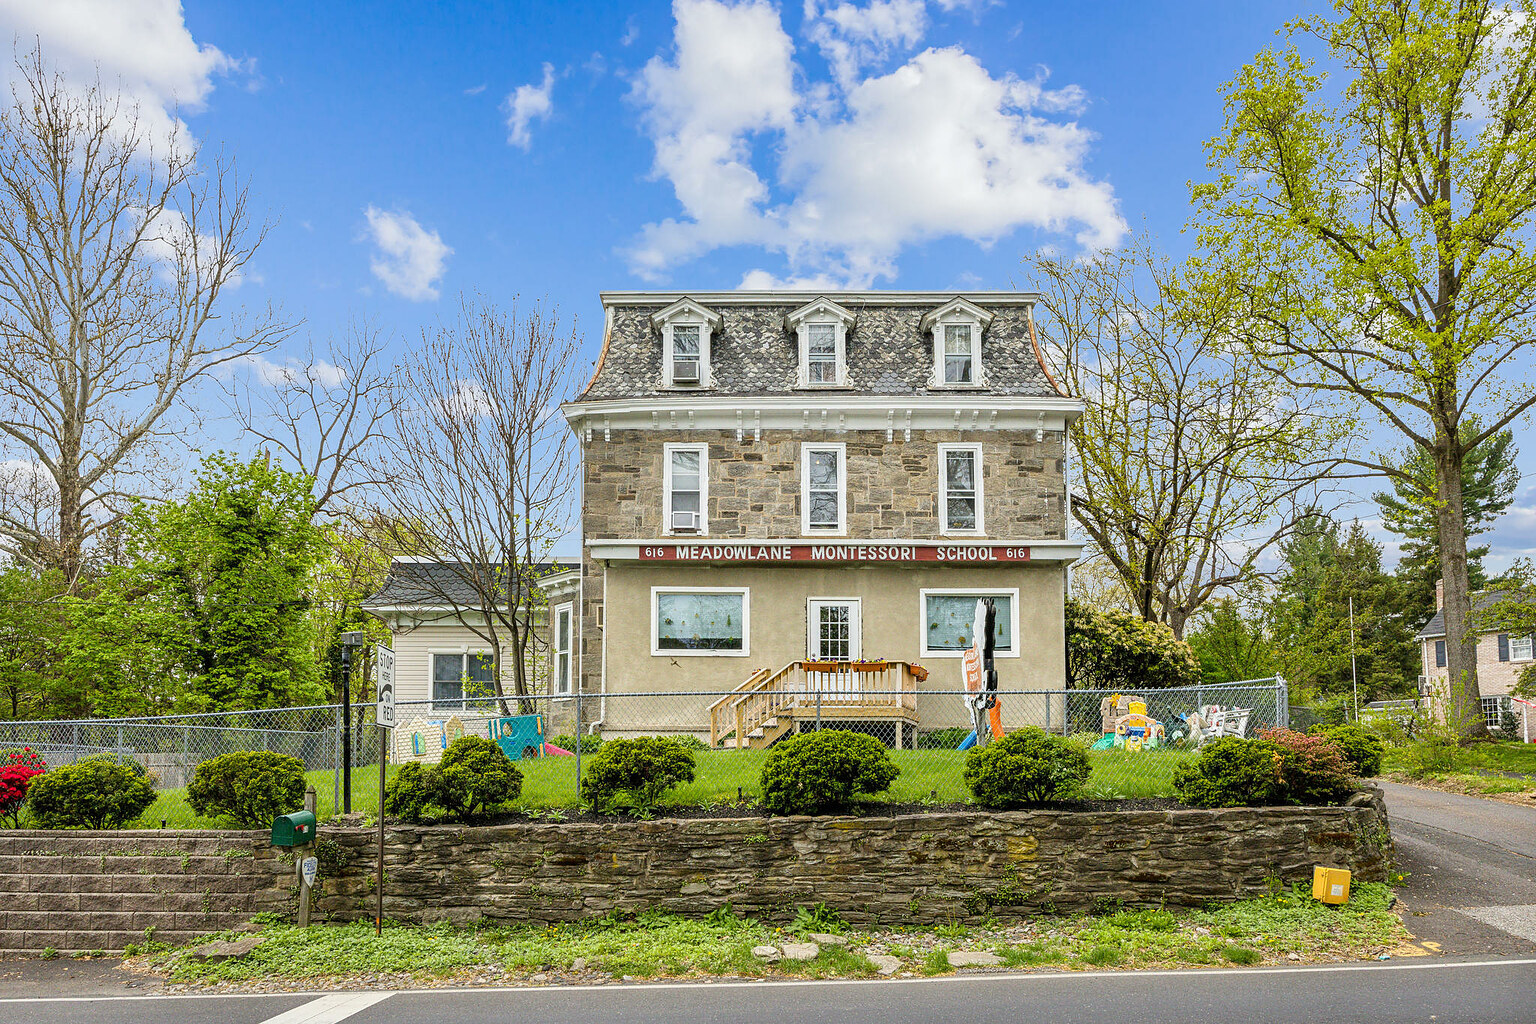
[363, 560, 575, 609]
[1416, 591, 1515, 639]
[580, 295, 1064, 401]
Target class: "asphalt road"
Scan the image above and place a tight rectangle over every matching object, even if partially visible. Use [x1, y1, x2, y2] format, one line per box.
[3, 960, 1535, 1024]
[1380, 780, 1536, 955]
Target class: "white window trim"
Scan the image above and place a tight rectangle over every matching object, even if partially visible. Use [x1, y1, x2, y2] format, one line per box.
[662, 442, 709, 535]
[918, 587, 1021, 659]
[797, 322, 847, 388]
[800, 442, 848, 536]
[651, 298, 722, 389]
[651, 586, 751, 658]
[806, 597, 862, 661]
[551, 602, 574, 697]
[429, 648, 497, 706]
[938, 443, 985, 535]
[920, 297, 993, 389]
[1512, 634, 1534, 662]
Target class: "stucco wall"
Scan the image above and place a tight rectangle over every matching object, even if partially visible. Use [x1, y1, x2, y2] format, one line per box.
[581, 428, 1067, 542]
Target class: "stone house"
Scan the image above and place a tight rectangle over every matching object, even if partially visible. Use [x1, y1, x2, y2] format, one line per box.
[555, 290, 1084, 746]
[1416, 580, 1529, 733]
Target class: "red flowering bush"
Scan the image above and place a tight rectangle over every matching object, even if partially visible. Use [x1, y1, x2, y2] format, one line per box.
[0, 748, 47, 828]
[1257, 728, 1356, 805]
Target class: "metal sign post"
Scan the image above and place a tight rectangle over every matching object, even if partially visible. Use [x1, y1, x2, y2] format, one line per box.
[373, 644, 395, 938]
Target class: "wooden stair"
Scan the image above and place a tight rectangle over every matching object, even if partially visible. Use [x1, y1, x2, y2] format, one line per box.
[709, 661, 920, 749]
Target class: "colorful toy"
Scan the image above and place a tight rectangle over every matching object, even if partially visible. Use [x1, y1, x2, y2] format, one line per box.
[395, 715, 465, 764]
[1091, 695, 1166, 750]
[488, 714, 545, 760]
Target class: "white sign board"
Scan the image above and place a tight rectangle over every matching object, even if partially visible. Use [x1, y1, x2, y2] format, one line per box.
[375, 644, 396, 730]
[301, 856, 319, 887]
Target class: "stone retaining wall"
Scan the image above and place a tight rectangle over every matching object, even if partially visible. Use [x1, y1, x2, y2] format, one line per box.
[0, 791, 1393, 951]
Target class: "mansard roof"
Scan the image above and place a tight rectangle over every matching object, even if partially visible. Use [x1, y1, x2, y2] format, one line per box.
[579, 291, 1066, 401]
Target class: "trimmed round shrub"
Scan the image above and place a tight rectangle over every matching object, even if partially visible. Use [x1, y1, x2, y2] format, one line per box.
[963, 727, 1092, 807]
[1312, 724, 1385, 778]
[1172, 737, 1283, 808]
[28, 754, 157, 829]
[581, 737, 696, 813]
[435, 736, 523, 821]
[383, 761, 437, 823]
[1258, 728, 1356, 805]
[759, 730, 898, 815]
[187, 751, 307, 828]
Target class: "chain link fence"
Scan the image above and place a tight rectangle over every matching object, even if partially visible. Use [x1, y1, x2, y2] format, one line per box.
[0, 679, 1286, 825]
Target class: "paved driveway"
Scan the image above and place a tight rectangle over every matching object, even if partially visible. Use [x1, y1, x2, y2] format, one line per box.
[1380, 780, 1536, 955]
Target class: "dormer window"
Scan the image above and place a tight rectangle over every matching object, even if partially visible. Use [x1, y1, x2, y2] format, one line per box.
[786, 297, 855, 388]
[650, 298, 722, 388]
[921, 297, 993, 389]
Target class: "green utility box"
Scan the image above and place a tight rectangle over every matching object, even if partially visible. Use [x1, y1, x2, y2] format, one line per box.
[271, 811, 317, 847]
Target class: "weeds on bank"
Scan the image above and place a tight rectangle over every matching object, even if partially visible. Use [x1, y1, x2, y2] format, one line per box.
[148, 882, 1407, 986]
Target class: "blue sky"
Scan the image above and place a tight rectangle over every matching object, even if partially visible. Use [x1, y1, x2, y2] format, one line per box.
[6, 0, 1535, 568]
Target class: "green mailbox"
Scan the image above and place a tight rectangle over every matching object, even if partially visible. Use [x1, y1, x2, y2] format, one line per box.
[271, 811, 317, 847]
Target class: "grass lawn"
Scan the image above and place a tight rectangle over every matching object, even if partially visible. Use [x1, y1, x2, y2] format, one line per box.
[1382, 739, 1536, 797]
[122, 745, 1198, 828]
[139, 881, 1412, 988]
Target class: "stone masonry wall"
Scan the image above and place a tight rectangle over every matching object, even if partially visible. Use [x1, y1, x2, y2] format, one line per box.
[0, 831, 294, 953]
[581, 428, 1067, 543]
[0, 793, 1392, 950]
[310, 794, 1393, 929]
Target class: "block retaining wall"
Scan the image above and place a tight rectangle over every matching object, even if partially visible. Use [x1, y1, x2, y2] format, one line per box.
[0, 790, 1392, 952]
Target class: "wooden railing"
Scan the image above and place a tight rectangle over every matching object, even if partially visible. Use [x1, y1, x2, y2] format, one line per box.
[709, 661, 921, 748]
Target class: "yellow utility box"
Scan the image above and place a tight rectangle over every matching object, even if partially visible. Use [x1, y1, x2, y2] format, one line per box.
[1312, 866, 1351, 904]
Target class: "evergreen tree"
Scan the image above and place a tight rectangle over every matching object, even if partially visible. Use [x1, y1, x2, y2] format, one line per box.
[1374, 418, 1519, 629]
[1267, 517, 1418, 705]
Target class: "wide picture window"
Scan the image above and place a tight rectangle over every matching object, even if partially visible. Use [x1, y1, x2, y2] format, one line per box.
[655, 590, 747, 654]
[923, 593, 1014, 654]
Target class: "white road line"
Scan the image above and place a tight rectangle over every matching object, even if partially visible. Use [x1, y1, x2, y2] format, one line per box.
[256, 991, 395, 1024]
[2, 958, 1534, 1006]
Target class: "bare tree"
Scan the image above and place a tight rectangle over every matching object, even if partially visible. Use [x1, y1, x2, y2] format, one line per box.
[1028, 242, 1341, 638]
[380, 296, 581, 708]
[0, 46, 283, 587]
[229, 322, 401, 515]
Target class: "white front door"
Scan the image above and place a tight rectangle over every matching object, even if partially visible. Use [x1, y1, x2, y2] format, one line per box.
[808, 599, 861, 661]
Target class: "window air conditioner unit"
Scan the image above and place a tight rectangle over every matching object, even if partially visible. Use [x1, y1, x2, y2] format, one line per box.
[671, 511, 699, 532]
[672, 362, 700, 384]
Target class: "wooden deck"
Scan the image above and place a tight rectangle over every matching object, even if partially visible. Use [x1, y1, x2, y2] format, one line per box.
[708, 661, 921, 749]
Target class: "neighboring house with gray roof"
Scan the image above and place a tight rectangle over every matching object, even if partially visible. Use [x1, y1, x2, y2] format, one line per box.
[1416, 581, 1526, 731]
[559, 290, 1084, 745]
[363, 558, 578, 709]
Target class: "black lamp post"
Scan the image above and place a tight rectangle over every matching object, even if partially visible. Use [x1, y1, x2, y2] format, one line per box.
[338, 630, 364, 813]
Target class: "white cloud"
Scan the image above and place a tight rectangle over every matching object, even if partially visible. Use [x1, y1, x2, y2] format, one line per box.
[803, 0, 927, 87]
[240, 354, 347, 389]
[627, 0, 1124, 286]
[362, 206, 452, 302]
[132, 207, 247, 285]
[0, 0, 247, 148]
[505, 62, 556, 149]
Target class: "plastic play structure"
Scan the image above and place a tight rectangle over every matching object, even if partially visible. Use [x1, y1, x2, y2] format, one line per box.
[1090, 694, 1167, 751]
[395, 715, 466, 764]
[1178, 705, 1252, 747]
[488, 714, 551, 760]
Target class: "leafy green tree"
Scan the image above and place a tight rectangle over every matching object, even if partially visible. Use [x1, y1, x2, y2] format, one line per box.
[1374, 417, 1519, 628]
[1267, 517, 1418, 705]
[1184, 599, 1276, 685]
[64, 453, 325, 712]
[1195, 0, 1536, 735]
[0, 568, 70, 718]
[1064, 599, 1201, 691]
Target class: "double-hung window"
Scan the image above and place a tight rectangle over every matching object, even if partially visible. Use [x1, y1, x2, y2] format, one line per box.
[939, 444, 983, 533]
[807, 324, 838, 384]
[801, 443, 846, 535]
[652, 587, 749, 656]
[671, 324, 701, 384]
[664, 443, 708, 533]
[432, 651, 495, 709]
[552, 604, 573, 696]
[943, 324, 975, 384]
